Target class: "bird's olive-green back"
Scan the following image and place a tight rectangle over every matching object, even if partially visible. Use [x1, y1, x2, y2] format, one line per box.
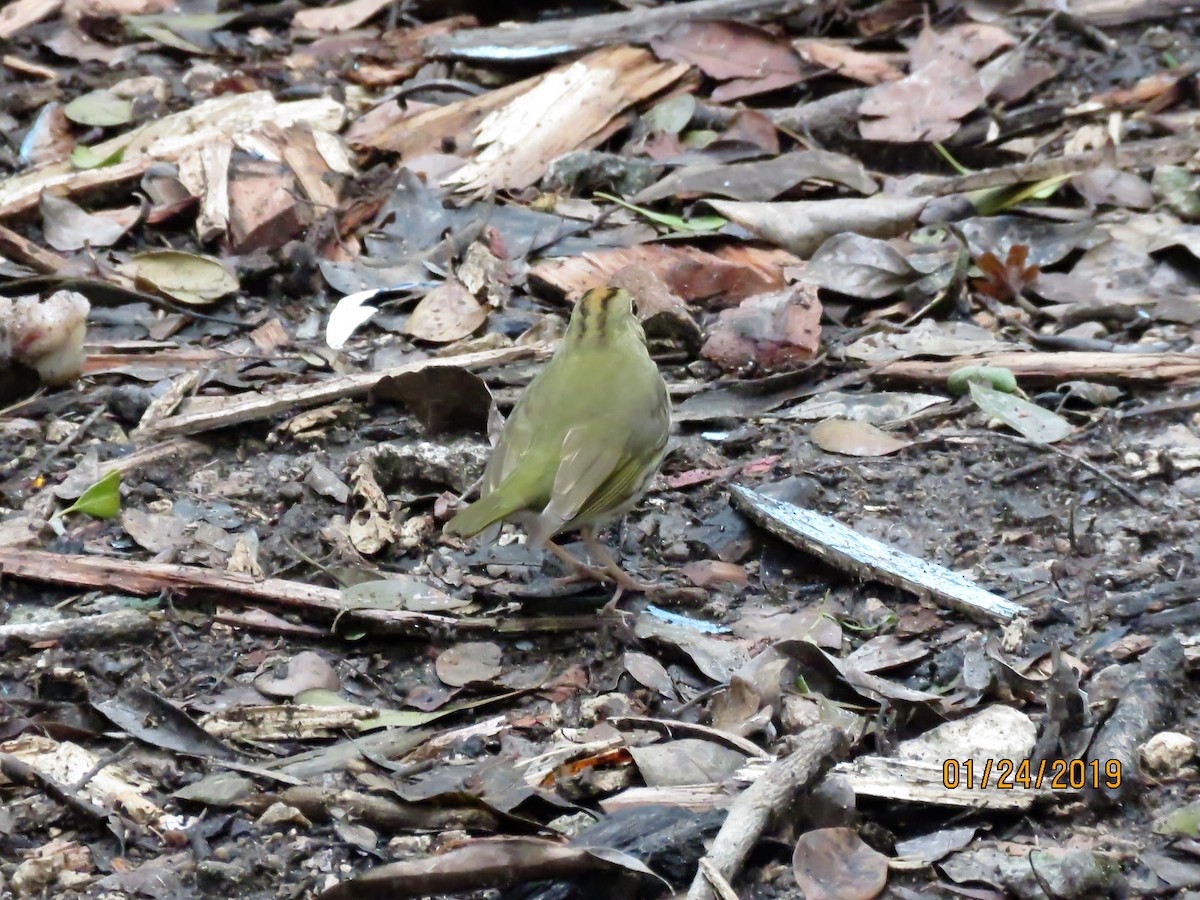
[478, 287, 669, 539]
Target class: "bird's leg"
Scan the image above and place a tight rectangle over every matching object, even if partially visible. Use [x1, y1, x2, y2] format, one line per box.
[581, 527, 667, 595]
[543, 538, 611, 583]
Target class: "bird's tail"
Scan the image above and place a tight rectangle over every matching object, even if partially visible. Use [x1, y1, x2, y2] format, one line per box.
[443, 491, 524, 538]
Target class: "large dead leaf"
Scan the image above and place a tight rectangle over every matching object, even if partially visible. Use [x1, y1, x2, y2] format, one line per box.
[793, 828, 888, 900]
[707, 196, 927, 257]
[405, 279, 488, 343]
[650, 20, 805, 102]
[858, 56, 985, 142]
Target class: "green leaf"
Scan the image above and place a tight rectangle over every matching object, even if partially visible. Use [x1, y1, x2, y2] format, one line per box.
[63, 91, 134, 128]
[932, 142, 972, 176]
[947, 365, 1019, 395]
[61, 469, 122, 519]
[594, 191, 725, 234]
[118, 250, 239, 305]
[643, 93, 695, 134]
[968, 382, 1073, 444]
[71, 143, 127, 170]
[968, 175, 1070, 216]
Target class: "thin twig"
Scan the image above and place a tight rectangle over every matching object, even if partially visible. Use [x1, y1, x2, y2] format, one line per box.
[948, 430, 1144, 506]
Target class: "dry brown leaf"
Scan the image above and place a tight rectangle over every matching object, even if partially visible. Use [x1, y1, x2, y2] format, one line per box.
[292, 0, 392, 32]
[858, 57, 985, 142]
[405, 280, 487, 343]
[793, 828, 889, 900]
[795, 40, 903, 85]
[810, 419, 913, 457]
[650, 20, 805, 102]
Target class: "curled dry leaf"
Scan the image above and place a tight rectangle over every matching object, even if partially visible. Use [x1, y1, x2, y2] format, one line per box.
[810, 419, 914, 457]
[793, 827, 888, 900]
[405, 279, 488, 343]
[376, 367, 495, 435]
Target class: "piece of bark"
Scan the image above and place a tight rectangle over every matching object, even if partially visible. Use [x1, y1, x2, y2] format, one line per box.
[730, 486, 1026, 623]
[879, 351, 1200, 386]
[1086, 637, 1185, 806]
[686, 724, 847, 900]
[0, 549, 603, 639]
[144, 343, 550, 437]
[0, 609, 155, 651]
[227, 158, 308, 253]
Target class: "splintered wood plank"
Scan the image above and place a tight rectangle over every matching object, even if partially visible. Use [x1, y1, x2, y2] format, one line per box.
[730, 485, 1026, 623]
[447, 46, 687, 194]
[358, 46, 687, 195]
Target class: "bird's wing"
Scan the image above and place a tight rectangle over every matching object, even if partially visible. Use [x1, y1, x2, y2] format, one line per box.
[530, 410, 666, 543]
[527, 421, 622, 541]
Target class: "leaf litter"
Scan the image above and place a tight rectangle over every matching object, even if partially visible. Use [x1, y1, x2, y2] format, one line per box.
[0, 1, 1199, 898]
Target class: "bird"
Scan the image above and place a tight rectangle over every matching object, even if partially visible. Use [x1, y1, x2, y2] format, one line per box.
[444, 285, 671, 599]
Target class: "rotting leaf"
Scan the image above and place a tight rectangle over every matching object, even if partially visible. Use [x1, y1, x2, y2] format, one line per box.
[119, 250, 238, 306]
[642, 93, 696, 134]
[968, 382, 1073, 444]
[63, 90, 134, 127]
[650, 20, 805, 102]
[315, 835, 667, 900]
[858, 57, 984, 142]
[701, 284, 822, 374]
[40, 192, 137, 252]
[805, 233, 921, 300]
[811, 419, 913, 457]
[622, 652, 679, 700]
[793, 827, 888, 900]
[253, 651, 341, 699]
[405, 279, 488, 343]
[780, 390, 948, 426]
[436, 642, 503, 687]
[627, 738, 748, 787]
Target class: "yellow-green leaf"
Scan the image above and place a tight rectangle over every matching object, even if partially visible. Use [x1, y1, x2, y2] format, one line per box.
[62, 469, 122, 519]
[594, 191, 725, 234]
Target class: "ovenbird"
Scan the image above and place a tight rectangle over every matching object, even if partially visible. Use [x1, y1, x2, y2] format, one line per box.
[444, 286, 670, 595]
